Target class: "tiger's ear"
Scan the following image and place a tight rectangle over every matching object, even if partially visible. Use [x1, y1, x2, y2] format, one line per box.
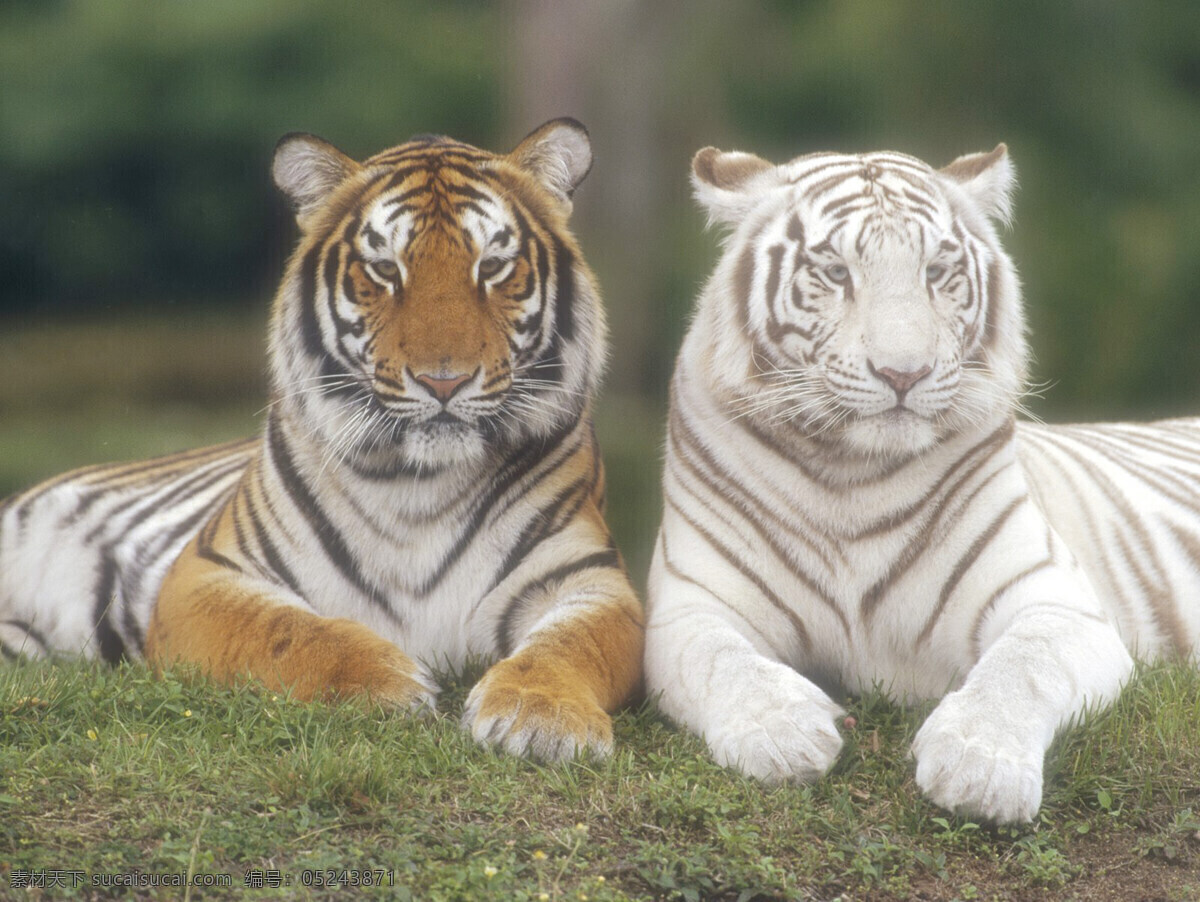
[272, 133, 361, 223]
[691, 147, 775, 227]
[509, 118, 593, 205]
[940, 144, 1016, 226]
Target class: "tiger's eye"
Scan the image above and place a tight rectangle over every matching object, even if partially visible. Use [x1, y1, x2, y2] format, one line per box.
[371, 260, 400, 281]
[825, 263, 850, 283]
[926, 263, 946, 282]
[478, 257, 507, 280]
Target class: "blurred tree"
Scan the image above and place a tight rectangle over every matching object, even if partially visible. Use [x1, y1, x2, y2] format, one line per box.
[504, 0, 694, 397]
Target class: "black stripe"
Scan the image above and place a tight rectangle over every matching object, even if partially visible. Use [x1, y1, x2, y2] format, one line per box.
[120, 495, 225, 654]
[495, 547, 622, 656]
[553, 242, 575, 342]
[382, 168, 437, 196]
[299, 245, 324, 360]
[490, 476, 595, 593]
[81, 452, 247, 545]
[344, 446, 450, 481]
[452, 200, 489, 219]
[412, 422, 580, 599]
[195, 543, 246, 575]
[91, 559, 127, 664]
[2, 618, 50, 650]
[266, 415, 394, 618]
[245, 490, 304, 597]
[519, 239, 566, 384]
[412, 418, 583, 597]
[322, 241, 342, 333]
[230, 490, 259, 570]
[363, 224, 385, 250]
[54, 440, 254, 529]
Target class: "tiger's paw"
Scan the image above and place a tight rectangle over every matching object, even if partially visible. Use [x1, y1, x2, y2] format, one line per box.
[705, 663, 844, 784]
[356, 658, 439, 715]
[911, 695, 1043, 825]
[328, 642, 441, 714]
[462, 657, 614, 763]
[281, 622, 438, 715]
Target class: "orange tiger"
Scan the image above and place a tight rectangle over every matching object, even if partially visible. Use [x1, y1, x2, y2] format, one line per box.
[0, 119, 643, 761]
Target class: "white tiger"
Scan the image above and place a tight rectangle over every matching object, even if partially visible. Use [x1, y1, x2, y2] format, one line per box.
[645, 142, 1200, 824]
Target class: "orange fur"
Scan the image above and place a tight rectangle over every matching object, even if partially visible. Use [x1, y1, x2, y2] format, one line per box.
[467, 593, 644, 758]
[145, 514, 431, 711]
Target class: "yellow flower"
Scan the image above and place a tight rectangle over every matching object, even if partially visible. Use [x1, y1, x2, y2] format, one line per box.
[532, 850, 547, 861]
[183, 710, 193, 718]
[86, 729, 98, 741]
[483, 866, 498, 879]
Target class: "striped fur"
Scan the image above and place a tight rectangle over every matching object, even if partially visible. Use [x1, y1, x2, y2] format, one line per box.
[646, 143, 1198, 823]
[0, 120, 643, 762]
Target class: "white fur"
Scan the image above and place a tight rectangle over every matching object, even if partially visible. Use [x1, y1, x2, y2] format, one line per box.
[647, 144, 1196, 823]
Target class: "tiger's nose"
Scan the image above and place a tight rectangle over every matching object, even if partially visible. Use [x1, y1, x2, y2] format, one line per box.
[868, 362, 933, 399]
[412, 370, 474, 403]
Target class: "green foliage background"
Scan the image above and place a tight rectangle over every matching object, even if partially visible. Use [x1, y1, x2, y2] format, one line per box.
[2, 0, 1200, 576]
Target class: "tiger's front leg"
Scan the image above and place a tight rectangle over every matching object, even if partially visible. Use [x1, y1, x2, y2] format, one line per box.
[462, 534, 644, 762]
[145, 532, 436, 712]
[643, 532, 845, 783]
[911, 564, 1133, 824]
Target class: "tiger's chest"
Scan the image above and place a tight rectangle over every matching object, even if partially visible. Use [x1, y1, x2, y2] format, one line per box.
[759, 441, 1041, 699]
[277, 485, 532, 668]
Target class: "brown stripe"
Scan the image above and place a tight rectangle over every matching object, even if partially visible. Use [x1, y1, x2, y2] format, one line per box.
[658, 532, 786, 660]
[916, 494, 1026, 646]
[854, 419, 1015, 540]
[1030, 428, 1183, 651]
[1060, 426, 1200, 508]
[1108, 527, 1185, 655]
[859, 463, 1011, 623]
[664, 495, 812, 654]
[1020, 430, 1138, 626]
[982, 256, 1002, 350]
[969, 556, 1055, 659]
[1159, 523, 1200, 657]
[669, 401, 847, 604]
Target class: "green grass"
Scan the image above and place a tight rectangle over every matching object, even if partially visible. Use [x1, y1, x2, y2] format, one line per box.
[1, 659, 1197, 901]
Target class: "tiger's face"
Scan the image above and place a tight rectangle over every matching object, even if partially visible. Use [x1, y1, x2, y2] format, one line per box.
[268, 120, 603, 471]
[692, 145, 1026, 460]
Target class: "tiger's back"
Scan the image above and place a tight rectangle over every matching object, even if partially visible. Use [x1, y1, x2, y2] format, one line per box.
[1019, 416, 1200, 661]
[0, 439, 256, 661]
